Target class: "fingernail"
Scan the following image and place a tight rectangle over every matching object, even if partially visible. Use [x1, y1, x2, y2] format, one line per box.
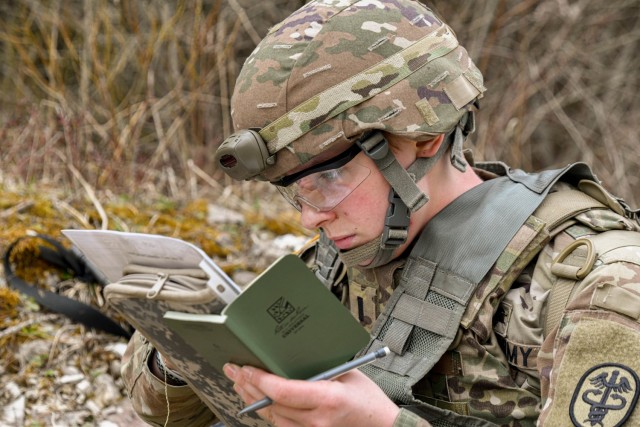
[223, 363, 238, 380]
[243, 366, 257, 381]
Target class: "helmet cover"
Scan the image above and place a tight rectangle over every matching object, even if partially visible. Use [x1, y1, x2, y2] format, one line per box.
[230, 0, 486, 182]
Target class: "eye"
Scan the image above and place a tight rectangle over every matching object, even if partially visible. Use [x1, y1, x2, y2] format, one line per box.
[317, 169, 341, 184]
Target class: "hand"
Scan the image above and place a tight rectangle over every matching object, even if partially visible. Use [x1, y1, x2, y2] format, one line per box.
[223, 363, 400, 427]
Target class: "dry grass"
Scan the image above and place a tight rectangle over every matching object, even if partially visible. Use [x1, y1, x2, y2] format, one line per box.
[0, 0, 303, 201]
[433, 0, 640, 206]
[0, 0, 638, 206]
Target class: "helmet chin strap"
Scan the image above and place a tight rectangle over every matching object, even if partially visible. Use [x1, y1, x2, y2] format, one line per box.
[338, 115, 473, 269]
[339, 189, 409, 268]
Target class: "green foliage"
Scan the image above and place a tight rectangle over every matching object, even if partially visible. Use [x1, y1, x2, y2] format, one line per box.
[43, 369, 57, 377]
[29, 353, 49, 368]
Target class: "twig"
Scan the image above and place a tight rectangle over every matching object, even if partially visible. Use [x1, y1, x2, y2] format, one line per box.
[541, 83, 594, 165]
[57, 151, 109, 230]
[0, 201, 34, 219]
[216, 17, 231, 138]
[187, 159, 256, 213]
[187, 159, 221, 190]
[227, 0, 262, 46]
[0, 314, 60, 340]
[53, 199, 91, 228]
[46, 323, 81, 368]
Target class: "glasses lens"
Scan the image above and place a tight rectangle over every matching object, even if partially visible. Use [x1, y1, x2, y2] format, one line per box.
[278, 161, 370, 212]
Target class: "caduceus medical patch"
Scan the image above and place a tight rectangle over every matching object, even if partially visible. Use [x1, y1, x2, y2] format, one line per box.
[570, 363, 640, 427]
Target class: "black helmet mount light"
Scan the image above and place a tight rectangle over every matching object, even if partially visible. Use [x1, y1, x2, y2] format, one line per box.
[214, 129, 275, 180]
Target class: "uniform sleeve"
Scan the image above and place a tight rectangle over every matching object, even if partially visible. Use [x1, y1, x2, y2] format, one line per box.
[537, 260, 640, 426]
[121, 331, 218, 427]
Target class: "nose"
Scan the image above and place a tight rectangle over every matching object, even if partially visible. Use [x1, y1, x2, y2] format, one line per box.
[299, 202, 335, 230]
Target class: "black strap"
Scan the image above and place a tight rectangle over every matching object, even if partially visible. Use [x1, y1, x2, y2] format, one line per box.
[3, 234, 132, 338]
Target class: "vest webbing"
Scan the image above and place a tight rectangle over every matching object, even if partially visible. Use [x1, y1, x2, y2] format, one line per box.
[533, 188, 608, 337]
[543, 229, 640, 337]
[357, 162, 598, 426]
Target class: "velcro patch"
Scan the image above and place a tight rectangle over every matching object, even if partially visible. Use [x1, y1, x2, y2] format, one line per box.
[443, 74, 480, 110]
[415, 98, 440, 126]
[570, 363, 640, 427]
[493, 302, 512, 337]
[591, 283, 640, 321]
[544, 317, 640, 426]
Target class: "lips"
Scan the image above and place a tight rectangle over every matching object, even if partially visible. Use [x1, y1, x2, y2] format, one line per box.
[329, 234, 355, 250]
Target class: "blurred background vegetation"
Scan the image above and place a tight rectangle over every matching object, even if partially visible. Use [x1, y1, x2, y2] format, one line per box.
[1, 0, 638, 206]
[0, 2, 638, 423]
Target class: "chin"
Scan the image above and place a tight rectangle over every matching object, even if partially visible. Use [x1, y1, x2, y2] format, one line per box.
[358, 258, 374, 267]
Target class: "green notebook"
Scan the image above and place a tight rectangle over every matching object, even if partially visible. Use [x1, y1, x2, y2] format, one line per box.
[163, 254, 370, 380]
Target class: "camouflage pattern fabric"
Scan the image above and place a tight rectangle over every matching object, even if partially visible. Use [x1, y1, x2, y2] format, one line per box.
[347, 259, 403, 332]
[342, 177, 640, 427]
[534, 215, 640, 426]
[230, 0, 485, 182]
[121, 332, 219, 427]
[118, 172, 640, 426]
[110, 271, 271, 427]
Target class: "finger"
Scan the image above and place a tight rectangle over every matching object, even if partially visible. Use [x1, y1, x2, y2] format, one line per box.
[264, 406, 305, 427]
[235, 381, 268, 403]
[268, 403, 315, 424]
[222, 363, 241, 382]
[242, 366, 335, 409]
[224, 364, 270, 404]
[233, 382, 264, 406]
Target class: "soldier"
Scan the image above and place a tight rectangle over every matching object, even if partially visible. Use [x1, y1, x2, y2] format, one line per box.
[121, 0, 640, 426]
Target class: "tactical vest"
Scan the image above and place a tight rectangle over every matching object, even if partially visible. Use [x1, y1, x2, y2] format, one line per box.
[312, 162, 640, 427]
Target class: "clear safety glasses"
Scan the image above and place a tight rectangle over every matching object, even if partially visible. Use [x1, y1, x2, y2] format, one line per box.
[276, 147, 371, 212]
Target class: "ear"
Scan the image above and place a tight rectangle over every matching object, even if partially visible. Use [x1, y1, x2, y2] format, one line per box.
[415, 134, 445, 158]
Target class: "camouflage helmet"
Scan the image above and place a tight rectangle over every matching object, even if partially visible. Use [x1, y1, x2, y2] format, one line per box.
[216, 0, 486, 184]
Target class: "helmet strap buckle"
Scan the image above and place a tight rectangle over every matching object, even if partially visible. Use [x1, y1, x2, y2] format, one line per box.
[355, 131, 389, 160]
[337, 189, 409, 269]
[381, 190, 410, 249]
[357, 132, 429, 212]
[449, 111, 475, 172]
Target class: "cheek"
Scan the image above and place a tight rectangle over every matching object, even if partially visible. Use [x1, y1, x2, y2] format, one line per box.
[344, 193, 385, 219]
[342, 182, 389, 233]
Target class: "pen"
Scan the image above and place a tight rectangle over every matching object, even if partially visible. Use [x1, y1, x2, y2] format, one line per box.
[237, 346, 390, 416]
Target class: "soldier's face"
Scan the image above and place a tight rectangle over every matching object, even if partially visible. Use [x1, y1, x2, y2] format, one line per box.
[298, 134, 434, 266]
[298, 150, 390, 256]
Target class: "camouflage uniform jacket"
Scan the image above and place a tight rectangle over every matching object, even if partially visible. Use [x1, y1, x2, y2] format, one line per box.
[346, 165, 640, 427]
[121, 166, 640, 427]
